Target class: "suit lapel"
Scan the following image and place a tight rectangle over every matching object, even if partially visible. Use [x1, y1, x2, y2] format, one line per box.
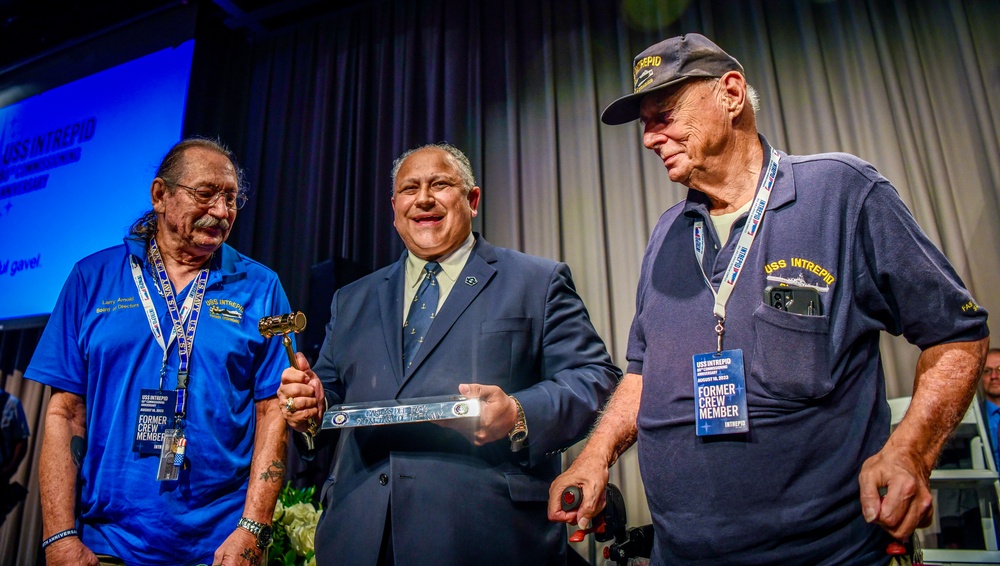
[378, 255, 407, 388]
[401, 237, 498, 384]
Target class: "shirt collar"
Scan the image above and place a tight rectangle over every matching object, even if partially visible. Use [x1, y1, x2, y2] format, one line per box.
[986, 398, 1000, 416]
[683, 134, 792, 218]
[124, 236, 236, 276]
[405, 232, 475, 289]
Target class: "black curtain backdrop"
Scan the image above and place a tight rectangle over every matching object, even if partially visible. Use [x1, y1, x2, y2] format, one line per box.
[2, 0, 998, 562]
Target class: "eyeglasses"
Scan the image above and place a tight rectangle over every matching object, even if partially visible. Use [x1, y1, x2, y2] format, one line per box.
[171, 182, 248, 210]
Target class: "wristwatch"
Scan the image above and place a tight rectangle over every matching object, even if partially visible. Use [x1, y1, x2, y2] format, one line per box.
[237, 517, 273, 549]
[508, 395, 528, 444]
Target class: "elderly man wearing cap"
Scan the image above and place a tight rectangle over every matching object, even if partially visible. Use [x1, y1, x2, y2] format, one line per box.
[548, 33, 989, 564]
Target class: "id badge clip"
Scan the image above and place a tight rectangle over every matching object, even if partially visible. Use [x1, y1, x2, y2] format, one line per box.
[693, 349, 749, 436]
[156, 429, 187, 481]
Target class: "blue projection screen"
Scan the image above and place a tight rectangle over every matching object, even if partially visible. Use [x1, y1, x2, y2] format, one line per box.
[0, 40, 194, 329]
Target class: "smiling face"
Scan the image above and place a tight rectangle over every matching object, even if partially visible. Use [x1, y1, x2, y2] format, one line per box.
[638, 77, 735, 188]
[152, 146, 238, 260]
[391, 147, 480, 261]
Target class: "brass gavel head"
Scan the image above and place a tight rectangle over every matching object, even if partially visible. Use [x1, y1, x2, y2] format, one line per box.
[258, 311, 307, 338]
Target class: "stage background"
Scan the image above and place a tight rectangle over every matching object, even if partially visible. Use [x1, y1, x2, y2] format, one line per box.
[1, 0, 997, 563]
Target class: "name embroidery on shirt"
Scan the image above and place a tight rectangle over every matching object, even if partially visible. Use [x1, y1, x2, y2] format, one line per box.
[95, 296, 139, 314]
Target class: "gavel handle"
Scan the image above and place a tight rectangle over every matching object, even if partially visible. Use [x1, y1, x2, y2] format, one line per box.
[281, 334, 318, 449]
[282, 335, 298, 369]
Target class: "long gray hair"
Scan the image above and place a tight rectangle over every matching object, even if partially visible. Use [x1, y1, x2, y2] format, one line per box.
[128, 137, 245, 241]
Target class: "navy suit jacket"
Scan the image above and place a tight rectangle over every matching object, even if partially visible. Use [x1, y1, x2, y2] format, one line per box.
[311, 235, 620, 565]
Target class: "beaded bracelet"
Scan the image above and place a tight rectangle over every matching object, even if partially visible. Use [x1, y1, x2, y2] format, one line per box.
[41, 528, 79, 550]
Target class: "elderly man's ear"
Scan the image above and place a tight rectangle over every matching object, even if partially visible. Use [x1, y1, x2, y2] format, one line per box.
[151, 178, 168, 213]
[719, 72, 746, 115]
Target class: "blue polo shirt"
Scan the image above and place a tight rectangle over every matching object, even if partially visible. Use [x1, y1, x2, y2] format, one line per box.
[26, 237, 291, 565]
[985, 400, 1000, 469]
[628, 136, 989, 565]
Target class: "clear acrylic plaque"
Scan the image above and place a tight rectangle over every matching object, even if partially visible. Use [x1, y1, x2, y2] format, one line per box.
[322, 395, 481, 429]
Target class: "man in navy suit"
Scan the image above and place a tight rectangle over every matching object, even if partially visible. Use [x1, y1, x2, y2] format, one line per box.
[279, 143, 621, 565]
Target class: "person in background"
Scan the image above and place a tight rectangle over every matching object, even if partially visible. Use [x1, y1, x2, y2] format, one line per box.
[26, 137, 291, 566]
[981, 348, 1000, 467]
[548, 33, 989, 564]
[932, 346, 999, 548]
[0, 386, 30, 526]
[279, 142, 621, 565]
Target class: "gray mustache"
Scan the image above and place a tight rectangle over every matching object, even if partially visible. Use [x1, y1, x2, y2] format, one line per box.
[193, 216, 230, 231]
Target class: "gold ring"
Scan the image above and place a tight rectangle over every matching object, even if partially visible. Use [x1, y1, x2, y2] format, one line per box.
[285, 396, 297, 414]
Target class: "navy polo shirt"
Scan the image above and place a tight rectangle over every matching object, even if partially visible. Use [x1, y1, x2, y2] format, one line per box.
[628, 136, 989, 564]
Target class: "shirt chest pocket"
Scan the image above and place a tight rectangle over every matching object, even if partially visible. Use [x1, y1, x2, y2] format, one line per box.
[749, 303, 833, 400]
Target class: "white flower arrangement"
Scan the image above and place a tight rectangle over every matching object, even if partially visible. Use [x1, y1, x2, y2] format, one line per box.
[269, 483, 322, 566]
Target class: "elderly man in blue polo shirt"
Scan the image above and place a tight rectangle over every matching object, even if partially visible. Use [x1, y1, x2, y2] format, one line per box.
[548, 34, 989, 564]
[27, 137, 291, 566]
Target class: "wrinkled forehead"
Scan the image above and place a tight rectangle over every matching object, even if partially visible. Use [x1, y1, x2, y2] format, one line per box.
[638, 78, 714, 116]
[395, 148, 461, 182]
[178, 147, 238, 184]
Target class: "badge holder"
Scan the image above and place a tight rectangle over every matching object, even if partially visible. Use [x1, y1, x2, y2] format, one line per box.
[156, 429, 186, 481]
[692, 350, 749, 436]
[133, 389, 176, 455]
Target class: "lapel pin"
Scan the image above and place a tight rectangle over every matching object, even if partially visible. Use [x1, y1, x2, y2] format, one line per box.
[465, 276, 478, 286]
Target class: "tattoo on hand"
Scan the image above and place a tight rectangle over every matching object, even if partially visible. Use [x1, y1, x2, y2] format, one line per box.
[260, 459, 285, 483]
[240, 547, 261, 565]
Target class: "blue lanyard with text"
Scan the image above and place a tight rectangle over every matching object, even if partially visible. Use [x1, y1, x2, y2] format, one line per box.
[129, 238, 210, 426]
[129, 257, 196, 373]
[693, 148, 780, 352]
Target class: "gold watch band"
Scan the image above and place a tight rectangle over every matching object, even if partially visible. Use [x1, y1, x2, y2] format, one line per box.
[508, 395, 528, 444]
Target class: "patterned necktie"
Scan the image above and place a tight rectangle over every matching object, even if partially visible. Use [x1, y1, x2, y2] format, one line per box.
[403, 262, 440, 369]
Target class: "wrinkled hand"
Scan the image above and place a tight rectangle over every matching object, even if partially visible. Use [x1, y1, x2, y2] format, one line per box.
[212, 528, 262, 566]
[277, 352, 324, 434]
[44, 537, 99, 566]
[437, 384, 517, 446]
[547, 452, 610, 530]
[858, 440, 934, 540]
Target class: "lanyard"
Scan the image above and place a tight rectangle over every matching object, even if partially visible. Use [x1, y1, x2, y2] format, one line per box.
[128, 238, 210, 424]
[693, 148, 780, 352]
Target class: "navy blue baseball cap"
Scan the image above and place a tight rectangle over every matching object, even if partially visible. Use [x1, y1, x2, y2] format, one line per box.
[601, 33, 744, 125]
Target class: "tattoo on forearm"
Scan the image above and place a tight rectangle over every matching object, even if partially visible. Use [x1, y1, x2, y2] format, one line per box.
[70, 435, 86, 468]
[259, 459, 285, 483]
[240, 547, 260, 565]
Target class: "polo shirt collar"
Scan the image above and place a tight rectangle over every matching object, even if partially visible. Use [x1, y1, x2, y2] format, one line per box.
[124, 236, 241, 280]
[683, 134, 794, 218]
